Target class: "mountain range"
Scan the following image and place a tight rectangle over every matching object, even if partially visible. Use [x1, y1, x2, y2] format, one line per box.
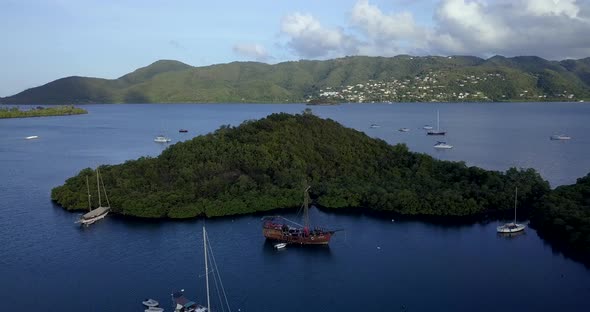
[2, 55, 590, 104]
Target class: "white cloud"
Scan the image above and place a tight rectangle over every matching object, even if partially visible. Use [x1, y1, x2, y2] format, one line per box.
[232, 43, 270, 61]
[280, 12, 358, 58]
[278, 0, 590, 60]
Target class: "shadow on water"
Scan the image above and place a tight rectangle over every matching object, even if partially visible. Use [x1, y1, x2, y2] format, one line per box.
[261, 239, 333, 259]
[531, 225, 590, 269]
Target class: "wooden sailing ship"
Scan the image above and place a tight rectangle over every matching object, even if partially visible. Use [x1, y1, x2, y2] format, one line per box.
[262, 187, 338, 245]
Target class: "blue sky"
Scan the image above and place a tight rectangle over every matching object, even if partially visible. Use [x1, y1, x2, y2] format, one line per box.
[1, 0, 589, 96]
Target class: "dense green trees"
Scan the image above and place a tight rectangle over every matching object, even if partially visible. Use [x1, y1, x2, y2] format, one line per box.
[52, 112, 550, 220]
[0, 105, 87, 118]
[532, 174, 590, 263]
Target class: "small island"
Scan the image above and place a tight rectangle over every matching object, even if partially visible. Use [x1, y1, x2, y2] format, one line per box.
[51, 111, 590, 264]
[0, 105, 87, 119]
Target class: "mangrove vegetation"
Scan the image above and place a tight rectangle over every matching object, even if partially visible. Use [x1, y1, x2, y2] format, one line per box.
[0, 105, 87, 118]
[52, 112, 550, 220]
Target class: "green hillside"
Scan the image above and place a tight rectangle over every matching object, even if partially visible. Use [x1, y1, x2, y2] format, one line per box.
[3, 56, 590, 104]
[51, 112, 550, 219]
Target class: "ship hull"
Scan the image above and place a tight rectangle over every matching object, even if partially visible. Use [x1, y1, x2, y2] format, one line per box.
[263, 228, 332, 245]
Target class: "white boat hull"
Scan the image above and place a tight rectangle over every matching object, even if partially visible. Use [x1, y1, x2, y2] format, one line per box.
[77, 207, 110, 225]
[25, 136, 39, 140]
[496, 223, 526, 233]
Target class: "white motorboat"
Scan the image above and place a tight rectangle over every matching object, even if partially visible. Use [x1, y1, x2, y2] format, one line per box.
[154, 135, 171, 143]
[434, 141, 453, 149]
[143, 299, 159, 307]
[145, 307, 164, 312]
[423, 125, 433, 130]
[77, 169, 111, 226]
[398, 128, 410, 132]
[497, 187, 526, 234]
[274, 243, 287, 249]
[550, 134, 571, 140]
[25, 135, 39, 140]
[370, 124, 381, 128]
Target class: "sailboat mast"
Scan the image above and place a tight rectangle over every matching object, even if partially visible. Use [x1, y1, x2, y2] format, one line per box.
[203, 226, 211, 312]
[514, 187, 518, 223]
[304, 186, 310, 228]
[96, 168, 102, 207]
[86, 176, 91, 212]
[437, 110, 440, 131]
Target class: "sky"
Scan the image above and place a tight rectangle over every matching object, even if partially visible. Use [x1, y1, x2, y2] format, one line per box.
[1, 0, 589, 96]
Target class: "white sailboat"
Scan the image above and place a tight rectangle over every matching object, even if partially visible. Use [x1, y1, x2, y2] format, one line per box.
[497, 187, 526, 233]
[172, 225, 231, 312]
[77, 168, 111, 226]
[427, 110, 446, 135]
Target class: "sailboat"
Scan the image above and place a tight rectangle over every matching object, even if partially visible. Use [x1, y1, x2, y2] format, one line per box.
[497, 187, 526, 233]
[262, 186, 338, 245]
[427, 110, 446, 135]
[77, 168, 111, 226]
[172, 225, 231, 312]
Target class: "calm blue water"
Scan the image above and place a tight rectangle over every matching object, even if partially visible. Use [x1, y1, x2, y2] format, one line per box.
[0, 103, 589, 312]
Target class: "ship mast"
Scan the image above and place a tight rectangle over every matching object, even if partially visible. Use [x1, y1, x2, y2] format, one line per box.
[86, 176, 91, 212]
[203, 225, 211, 312]
[514, 187, 518, 223]
[96, 168, 102, 208]
[303, 186, 311, 228]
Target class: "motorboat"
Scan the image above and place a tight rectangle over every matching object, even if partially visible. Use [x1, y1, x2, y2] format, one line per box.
[423, 125, 433, 130]
[370, 124, 381, 128]
[25, 135, 39, 140]
[143, 299, 159, 307]
[434, 141, 453, 149]
[398, 128, 410, 132]
[145, 307, 164, 312]
[179, 129, 188, 133]
[274, 243, 287, 249]
[550, 134, 571, 140]
[154, 135, 171, 143]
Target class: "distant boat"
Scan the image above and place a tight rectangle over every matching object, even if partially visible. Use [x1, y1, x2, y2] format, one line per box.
[398, 128, 410, 132]
[550, 134, 571, 140]
[143, 299, 159, 308]
[434, 141, 453, 149]
[25, 135, 38, 140]
[427, 110, 446, 135]
[77, 169, 111, 226]
[423, 125, 433, 130]
[262, 186, 339, 245]
[274, 242, 287, 249]
[179, 129, 188, 133]
[154, 135, 171, 143]
[370, 124, 381, 128]
[497, 187, 526, 234]
[145, 307, 164, 312]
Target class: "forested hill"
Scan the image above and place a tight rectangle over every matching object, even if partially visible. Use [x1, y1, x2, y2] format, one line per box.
[532, 174, 590, 264]
[3, 55, 590, 104]
[51, 112, 550, 219]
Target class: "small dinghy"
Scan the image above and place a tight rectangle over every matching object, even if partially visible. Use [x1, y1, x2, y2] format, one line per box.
[142, 299, 159, 307]
[274, 243, 287, 249]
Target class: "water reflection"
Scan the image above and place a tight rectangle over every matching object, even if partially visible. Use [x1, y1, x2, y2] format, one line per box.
[261, 239, 333, 258]
[496, 231, 527, 239]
